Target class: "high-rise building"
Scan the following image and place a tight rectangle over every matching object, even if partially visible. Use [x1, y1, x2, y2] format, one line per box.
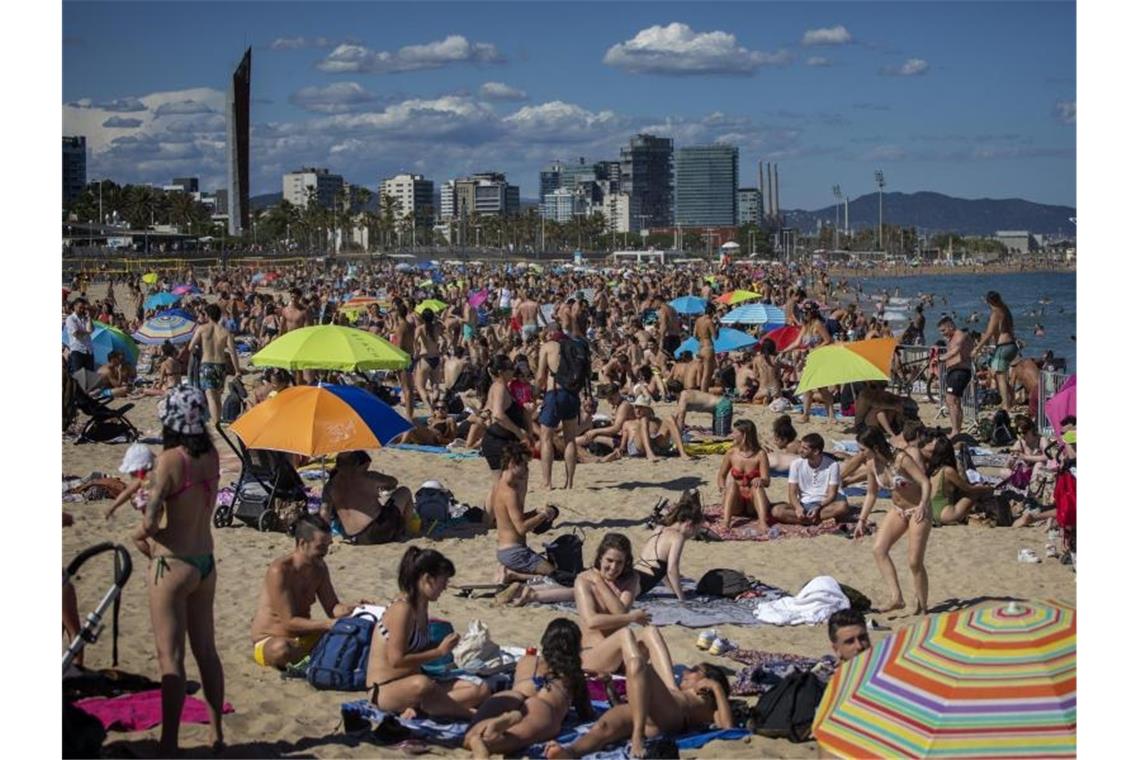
[543, 188, 576, 223]
[736, 187, 760, 226]
[283, 168, 344, 209]
[561, 157, 598, 190]
[440, 180, 456, 220]
[620, 134, 673, 231]
[226, 47, 251, 235]
[381, 173, 434, 223]
[449, 172, 519, 218]
[539, 161, 563, 204]
[171, 177, 199, 194]
[674, 145, 739, 228]
[62, 136, 87, 210]
[603, 192, 631, 233]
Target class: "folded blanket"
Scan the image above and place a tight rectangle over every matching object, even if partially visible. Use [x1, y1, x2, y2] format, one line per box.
[703, 508, 847, 542]
[340, 699, 747, 759]
[753, 575, 850, 626]
[74, 690, 235, 732]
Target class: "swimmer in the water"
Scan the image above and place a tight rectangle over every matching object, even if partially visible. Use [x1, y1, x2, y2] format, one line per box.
[1033, 324, 1045, 337]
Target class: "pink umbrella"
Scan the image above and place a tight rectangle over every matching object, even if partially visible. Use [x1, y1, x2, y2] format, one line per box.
[468, 290, 489, 309]
[172, 284, 201, 296]
[1044, 374, 1076, 436]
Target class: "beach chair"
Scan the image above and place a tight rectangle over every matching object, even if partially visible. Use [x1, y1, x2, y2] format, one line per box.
[214, 427, 308, 532]
[70, 381, 141, 444]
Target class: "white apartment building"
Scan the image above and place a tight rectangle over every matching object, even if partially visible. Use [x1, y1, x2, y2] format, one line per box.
[381, 173, 434, 222]
[282, 167, 344, 209]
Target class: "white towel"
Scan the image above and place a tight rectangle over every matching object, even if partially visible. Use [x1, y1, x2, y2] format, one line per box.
[752, 576, 849, 626]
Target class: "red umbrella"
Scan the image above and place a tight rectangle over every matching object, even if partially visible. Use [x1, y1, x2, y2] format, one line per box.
[761, 325, 801, 351]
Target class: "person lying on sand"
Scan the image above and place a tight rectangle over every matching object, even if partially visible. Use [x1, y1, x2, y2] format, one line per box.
[463, 618, 594, 759]
[544, 630, 733, 759]
[249, 515, 365, 668]
[320, 450, 413, 545]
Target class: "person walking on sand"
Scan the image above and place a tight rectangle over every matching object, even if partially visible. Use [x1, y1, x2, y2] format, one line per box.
[187, 303, 242, 430]
[937, 316, 974, 438]
[973, 290, 1018, 412]
[130, 387, 225, 755]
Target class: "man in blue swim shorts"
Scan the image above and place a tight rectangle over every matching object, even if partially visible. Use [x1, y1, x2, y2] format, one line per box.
[536, 313, 591, 490]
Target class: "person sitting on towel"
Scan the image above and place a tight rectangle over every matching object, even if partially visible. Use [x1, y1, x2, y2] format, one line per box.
[492, 441, 559, 583]
[544, 632, 733, 759]
[769, 433, 851, 526]
[249, 514, 368, 668]
[320, 450, 413, 545]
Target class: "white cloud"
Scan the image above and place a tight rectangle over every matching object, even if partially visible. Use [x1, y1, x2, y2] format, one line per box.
[270, 36, 336, 50]
[67, 96, 148, 113]
[881, 58, 929, 76]
[806, 56, 831, 67]
[801, 25, 852, 46]
[480, 81, 529, 101]
[289, 82, 381, 114]
[102, 116, 143, 128]
[603, 23, 792, 76]
[503, 101, 624, 142]
[1054, 100, 1075, 125]
[316, 35, 504, 74]
[153, 99, 216, 116]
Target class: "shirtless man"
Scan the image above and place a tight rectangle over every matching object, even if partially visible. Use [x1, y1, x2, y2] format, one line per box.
[937, 316, 974, 438]
[97, 350, 134, 398]
[514, 291, 543, 341]
[187, 303, 241, 427]
[392, 301, 416, 421]
[492, 441, 557, 583]
[536, 311, 589, 489]
[973, 290, 1018, 412]
[249, 515, 362, 669]
[461, 297, 479, 347]
[751, 340, 783, 404]
[655, 295, 683, 358]
[321, 451, 412, 546]
[1008, 357, 1042, 420]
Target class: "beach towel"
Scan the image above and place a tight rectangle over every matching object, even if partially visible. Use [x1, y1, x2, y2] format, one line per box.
[74, 689, 235, 732]
[752, 576, 849, 626]
[682, 440, 733, 456]
[703, 508, 847, 542]
[547, 580, 785, 628]
[339, 699, 747, 759]
[726, 649, 837, 697]
[845, 485, 893, 499]
[832, 440, 860, 456]
[390, 443, 481, 460]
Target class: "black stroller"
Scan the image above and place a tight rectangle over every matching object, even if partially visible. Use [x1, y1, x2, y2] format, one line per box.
[214, 425, 309, 532]
[63, 543, 133, 758]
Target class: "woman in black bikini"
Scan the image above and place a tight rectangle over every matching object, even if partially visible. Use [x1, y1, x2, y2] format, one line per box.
[464, 618, 593, 759]
[413, 307, 444, 411]
[131, 387, 226, 756]
[365, 547, 490, 720]
[632, 491, 704, 601]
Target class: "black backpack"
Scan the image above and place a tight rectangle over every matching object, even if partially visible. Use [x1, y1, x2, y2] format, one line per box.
[544, 533, 584, 586]
[991, 409, 1016, 447]
[554, 336, 591, 394]
[747, 669, 826, 743]
[696, 568, 751, 598]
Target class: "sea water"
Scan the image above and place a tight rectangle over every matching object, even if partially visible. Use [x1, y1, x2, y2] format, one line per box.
[846, 271, 1076, 371]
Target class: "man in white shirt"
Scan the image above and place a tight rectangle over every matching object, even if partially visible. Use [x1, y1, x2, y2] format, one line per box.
[65, 298, 96, 373]
[773, 433, 850, 525]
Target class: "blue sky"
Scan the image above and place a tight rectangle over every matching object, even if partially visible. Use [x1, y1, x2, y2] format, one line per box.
[62, 1, 1076, 209]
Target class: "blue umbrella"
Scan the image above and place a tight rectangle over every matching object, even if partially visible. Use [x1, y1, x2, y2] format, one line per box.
[145, 292, 181, 311]
[721, 303, 786, 327]
[670, 295, 708, 316]
[133, 314, 197, 345]
[158, 307, 196, 322]
[675, 327, 758, 358]
[61, 321, 140, 365]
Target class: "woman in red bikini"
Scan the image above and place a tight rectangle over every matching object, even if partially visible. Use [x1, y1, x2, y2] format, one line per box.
[131, 386, 226, 755]
[716, 419, 773, 529]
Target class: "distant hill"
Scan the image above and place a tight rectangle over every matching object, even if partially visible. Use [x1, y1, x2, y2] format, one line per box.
[250, 192, 282, 211]
[782, 191, 1075, 236]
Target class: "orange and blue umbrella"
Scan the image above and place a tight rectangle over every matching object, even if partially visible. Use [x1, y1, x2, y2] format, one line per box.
[812, 599, 1075, 758]
[229, 384, 412, 457]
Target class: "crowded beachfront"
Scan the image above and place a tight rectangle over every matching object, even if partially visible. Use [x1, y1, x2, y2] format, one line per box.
[61, 256, 1076, 758]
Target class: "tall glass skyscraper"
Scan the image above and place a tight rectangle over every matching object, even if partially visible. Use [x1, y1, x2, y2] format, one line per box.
[226, 47, 251, 236]
[674, 145, 739, 228]
[620, 134, 673, 230]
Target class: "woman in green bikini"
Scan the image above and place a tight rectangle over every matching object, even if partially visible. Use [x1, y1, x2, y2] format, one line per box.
[131, 386, 226, 756]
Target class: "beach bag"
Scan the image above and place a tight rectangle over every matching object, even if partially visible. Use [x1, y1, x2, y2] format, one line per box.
[306, 613, 377, 691]
[63, 699, 106, 759]
[838, 583, 872, 613]
[747, 669, 825, 743]
[415, 483, 454, 524]
[422, 620, 456, 676]
[554, 336, 591, 394]
[991, 410, 1016, 447]
[452, 619, 502, 671]
[1055, 470, 1076, 530]
[712, 397, 734, 437]
[696, 569, 751, 598]
[544, 533, 584, 586]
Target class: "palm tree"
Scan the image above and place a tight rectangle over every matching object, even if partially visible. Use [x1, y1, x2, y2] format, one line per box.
[378, 193, 399, 250]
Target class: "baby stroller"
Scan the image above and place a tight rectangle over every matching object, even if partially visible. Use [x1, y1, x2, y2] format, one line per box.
[63, 543, 133, 758]
[214, 426, 308, 533]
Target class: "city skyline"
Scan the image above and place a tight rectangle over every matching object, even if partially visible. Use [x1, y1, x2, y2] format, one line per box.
[63, 1, 1075, 208]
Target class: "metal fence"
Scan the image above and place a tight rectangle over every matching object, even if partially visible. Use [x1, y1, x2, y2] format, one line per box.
[1038, 370, 1069, 437]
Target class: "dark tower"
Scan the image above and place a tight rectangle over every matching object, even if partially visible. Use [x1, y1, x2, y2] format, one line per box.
[226, 47, 251, 236]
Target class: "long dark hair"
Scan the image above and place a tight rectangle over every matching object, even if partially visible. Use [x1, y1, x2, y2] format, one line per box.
[772, 414, 797, 445]
[733, 419, 761, 452]
[161, 428, 214, 458]
[540, 618, 594, 719]
[659, 490, 704, 527]
[857, 426, 894, 461]
[397, 546, 455, 606]
[926, 436, 957, 477]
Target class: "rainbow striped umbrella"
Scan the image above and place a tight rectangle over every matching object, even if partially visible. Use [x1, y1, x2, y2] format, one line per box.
[133, 313, 197, 345]
[812, 599, 1075, 758]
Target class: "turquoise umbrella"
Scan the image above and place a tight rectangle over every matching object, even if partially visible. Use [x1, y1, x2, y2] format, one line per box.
[669, 296, 707, 316]
[674, 327, 758, 358]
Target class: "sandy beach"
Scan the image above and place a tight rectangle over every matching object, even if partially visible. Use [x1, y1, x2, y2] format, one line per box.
[63, 348, 1075, 757]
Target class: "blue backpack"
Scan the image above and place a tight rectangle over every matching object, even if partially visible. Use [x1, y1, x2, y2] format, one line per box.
[306, 613, 377, 691]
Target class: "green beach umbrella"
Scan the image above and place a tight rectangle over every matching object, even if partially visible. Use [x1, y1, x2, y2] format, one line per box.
[795, 337, 896, 395]
[415, 298, 448, 315]
[251, 325, 410, 371]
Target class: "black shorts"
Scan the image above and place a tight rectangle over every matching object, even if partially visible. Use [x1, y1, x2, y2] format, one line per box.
[945, 368, 972, 397]
[662, 334, 681, 355]
[482, 431, 513, 470]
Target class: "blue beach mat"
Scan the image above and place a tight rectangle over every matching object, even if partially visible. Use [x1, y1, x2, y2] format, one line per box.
[390, 443, 481, 460]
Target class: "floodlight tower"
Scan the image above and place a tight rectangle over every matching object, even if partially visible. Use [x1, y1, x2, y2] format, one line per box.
[874, 170, 886, 252]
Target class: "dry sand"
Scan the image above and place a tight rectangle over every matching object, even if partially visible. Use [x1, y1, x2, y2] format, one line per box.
[63, 287, 1075, 758]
